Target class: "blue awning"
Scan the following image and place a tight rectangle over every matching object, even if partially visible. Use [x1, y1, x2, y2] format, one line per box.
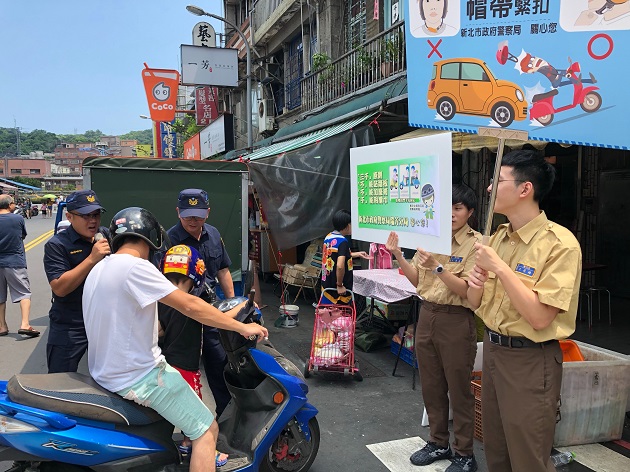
[0, 178, 41, 191]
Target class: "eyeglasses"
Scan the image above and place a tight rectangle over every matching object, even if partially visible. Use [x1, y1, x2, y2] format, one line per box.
[69, 211, 102, 221]
[181, 216, 206, 222]
[490, 178, 524, 185]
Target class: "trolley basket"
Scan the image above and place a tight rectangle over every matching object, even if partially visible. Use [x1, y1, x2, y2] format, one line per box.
[303, 288, 362, 381]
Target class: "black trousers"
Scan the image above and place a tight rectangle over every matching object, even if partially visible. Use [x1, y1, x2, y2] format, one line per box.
[47, 340, 88, 373]
[202, 326, 231, 417]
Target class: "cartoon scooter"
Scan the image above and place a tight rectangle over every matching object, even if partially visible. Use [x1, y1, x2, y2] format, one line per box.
[529, 60, 602, 125]
[496, 42, 602, 126]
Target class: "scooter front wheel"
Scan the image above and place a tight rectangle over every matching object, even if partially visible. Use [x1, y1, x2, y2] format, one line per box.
[581, 91, 602, 113]
[262, 417, 320, 472]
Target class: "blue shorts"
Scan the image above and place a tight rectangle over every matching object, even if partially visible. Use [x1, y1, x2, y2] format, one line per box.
[117, 360, 215, 441]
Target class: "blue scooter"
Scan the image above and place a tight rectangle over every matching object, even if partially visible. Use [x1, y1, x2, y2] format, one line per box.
[0, 292, 320, 472]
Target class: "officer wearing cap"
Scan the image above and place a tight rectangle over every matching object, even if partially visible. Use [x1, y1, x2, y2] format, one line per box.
[167, 188, 233, 416]
[44, 190, 111, 373]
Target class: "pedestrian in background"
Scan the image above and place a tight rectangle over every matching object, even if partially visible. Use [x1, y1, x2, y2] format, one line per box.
[387, 184, 480, 472]
[0, 194, 39, 338]
[43, 190, 110, 373]
[320, 209, 370, 304]
[467, 150, 582, 472]
[167, 188, 234, 417]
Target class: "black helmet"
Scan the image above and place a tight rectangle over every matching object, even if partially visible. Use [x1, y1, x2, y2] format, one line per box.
[109, 207, 164, 253]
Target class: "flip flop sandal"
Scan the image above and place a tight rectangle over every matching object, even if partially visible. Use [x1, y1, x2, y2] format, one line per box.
[177, 444, 192, 455]
[216, 452, 228, 467]
[0, 330, 8, 336]
[17, 327, 40, 338]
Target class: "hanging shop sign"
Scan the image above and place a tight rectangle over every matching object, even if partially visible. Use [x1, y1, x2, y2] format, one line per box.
[142, 65, 180, 123]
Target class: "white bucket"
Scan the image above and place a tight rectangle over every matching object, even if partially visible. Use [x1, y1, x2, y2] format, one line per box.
[279, 305, 299, 328]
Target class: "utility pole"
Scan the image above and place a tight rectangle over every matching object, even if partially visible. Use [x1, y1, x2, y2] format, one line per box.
[14, 118, 21, 157]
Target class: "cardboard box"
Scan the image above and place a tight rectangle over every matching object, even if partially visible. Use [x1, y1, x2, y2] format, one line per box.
[367, 297, 412, 321]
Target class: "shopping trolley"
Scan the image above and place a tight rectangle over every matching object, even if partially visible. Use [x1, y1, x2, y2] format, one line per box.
[303, 288, 362, 381]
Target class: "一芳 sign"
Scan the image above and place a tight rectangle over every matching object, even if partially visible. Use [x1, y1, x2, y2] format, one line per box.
[406, 0, 630, 150]
[350, 133, 452, 256]
[181, 45, 238, 87]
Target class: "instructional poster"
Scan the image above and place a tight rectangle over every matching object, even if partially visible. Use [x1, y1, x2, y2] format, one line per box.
[405, 0, 630, 150]
[350, 133, 452, 255]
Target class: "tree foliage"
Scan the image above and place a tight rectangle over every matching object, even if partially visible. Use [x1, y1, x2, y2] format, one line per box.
[0, 127, 152, 155]
[119, 129, 153, 144]
[12, 176, 43, 188]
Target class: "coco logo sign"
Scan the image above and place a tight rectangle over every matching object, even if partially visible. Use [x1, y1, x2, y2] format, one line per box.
[142, 66, 180, 122]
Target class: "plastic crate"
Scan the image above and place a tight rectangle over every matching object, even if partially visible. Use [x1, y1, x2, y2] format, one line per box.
[390, 339, 418, 368]
[559, 339, 585, 362]
[214, 281, 243, 299]
[470, 371, 483, 442]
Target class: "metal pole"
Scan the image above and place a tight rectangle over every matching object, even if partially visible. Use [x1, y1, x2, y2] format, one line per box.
[202, 12, 252, 149]
[483, 138, 506, 244]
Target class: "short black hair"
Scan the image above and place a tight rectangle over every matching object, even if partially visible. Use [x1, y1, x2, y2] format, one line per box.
[502, 150, 555, 202]
[332, 209, 351, 231]
[452, 184, 477, 211]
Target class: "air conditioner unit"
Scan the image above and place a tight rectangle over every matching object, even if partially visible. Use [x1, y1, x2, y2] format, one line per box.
[258, 99, 275, 132]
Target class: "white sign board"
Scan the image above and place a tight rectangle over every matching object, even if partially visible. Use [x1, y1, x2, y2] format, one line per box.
[181, 44, 238, 87]
[200, 115, 227, 157]
[350, 133, 453, 255]
[193, 22, 216, 48]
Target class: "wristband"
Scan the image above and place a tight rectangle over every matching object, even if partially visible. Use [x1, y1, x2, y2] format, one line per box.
[336, 283, 343, 287]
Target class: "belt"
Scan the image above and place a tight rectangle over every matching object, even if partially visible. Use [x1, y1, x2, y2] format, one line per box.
[421, 300, 472, 314]
[486, 328, 556, 348]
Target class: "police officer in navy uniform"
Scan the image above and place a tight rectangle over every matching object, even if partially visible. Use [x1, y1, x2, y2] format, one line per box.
[44, 190, 110, 373]
[167, 189, 233, 416]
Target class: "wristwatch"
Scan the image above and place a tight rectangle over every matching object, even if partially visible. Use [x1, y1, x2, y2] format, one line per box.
[432, 264, 444, 275]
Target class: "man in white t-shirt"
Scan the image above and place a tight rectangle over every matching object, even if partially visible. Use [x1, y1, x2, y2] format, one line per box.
[83, 207, 267, 472]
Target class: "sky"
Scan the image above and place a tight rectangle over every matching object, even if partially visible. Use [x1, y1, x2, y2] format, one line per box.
[0, 0, 224, 136]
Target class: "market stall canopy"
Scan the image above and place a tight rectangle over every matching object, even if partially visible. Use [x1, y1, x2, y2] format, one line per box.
[0, 182, 18, 190]
[0, 177, 41, 191]
[390, 129, 549, 152]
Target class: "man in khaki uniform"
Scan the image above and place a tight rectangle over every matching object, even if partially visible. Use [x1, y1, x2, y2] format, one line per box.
[387, 185, 480, 472]
[467, 150, 582, 472]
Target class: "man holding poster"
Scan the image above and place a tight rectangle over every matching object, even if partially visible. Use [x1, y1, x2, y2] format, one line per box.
[467, 150, 582, 472]
[387, 185, 480, 472]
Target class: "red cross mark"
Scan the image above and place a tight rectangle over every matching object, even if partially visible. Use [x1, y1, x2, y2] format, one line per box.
[428, 39, 443, 58]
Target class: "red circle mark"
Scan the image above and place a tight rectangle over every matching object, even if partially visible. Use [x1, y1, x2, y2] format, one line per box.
[588, 34, 613, 60]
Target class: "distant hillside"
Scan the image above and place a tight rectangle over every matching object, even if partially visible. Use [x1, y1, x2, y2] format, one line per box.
[0, 127, 153, 155]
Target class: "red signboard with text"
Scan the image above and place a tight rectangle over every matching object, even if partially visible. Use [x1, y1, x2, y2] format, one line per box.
[183, 133, 201, 160]
[195, 86, 219, 126]
[142, 65, 180, 123]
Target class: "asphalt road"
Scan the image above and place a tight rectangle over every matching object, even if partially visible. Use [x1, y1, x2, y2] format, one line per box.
[0, 215, 484, 472]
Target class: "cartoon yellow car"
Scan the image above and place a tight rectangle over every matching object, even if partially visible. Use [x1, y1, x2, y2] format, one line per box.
[427, 58, 528, 127]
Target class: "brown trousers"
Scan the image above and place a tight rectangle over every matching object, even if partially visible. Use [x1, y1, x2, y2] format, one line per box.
[415, 302, 477, 456]
[482, 332, 563, 472]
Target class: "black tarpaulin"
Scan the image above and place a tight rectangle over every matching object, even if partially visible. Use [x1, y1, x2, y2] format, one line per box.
[249, 126, 375, 250]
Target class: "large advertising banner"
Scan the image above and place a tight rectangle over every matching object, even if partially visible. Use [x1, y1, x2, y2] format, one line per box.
[350, 133, 452, 255]
[406, 1, 630, 150]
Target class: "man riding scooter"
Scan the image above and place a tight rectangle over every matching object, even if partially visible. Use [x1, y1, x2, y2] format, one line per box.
[82, 207, 268, 472]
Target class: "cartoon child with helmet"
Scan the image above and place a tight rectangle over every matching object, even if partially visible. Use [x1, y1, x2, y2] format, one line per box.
[422, 183, 435, 220]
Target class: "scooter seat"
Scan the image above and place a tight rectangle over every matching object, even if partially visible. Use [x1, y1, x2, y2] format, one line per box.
[532, 89, 559, 102]
[8, 373, 164, 426]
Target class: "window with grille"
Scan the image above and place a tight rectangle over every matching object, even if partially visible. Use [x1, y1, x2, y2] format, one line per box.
[347, 0, 366, 49]
[285, 35, 303, 110]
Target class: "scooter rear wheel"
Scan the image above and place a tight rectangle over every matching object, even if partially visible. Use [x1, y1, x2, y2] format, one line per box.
[262, 417, 320, 472]
[536, 114, 554, 126]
